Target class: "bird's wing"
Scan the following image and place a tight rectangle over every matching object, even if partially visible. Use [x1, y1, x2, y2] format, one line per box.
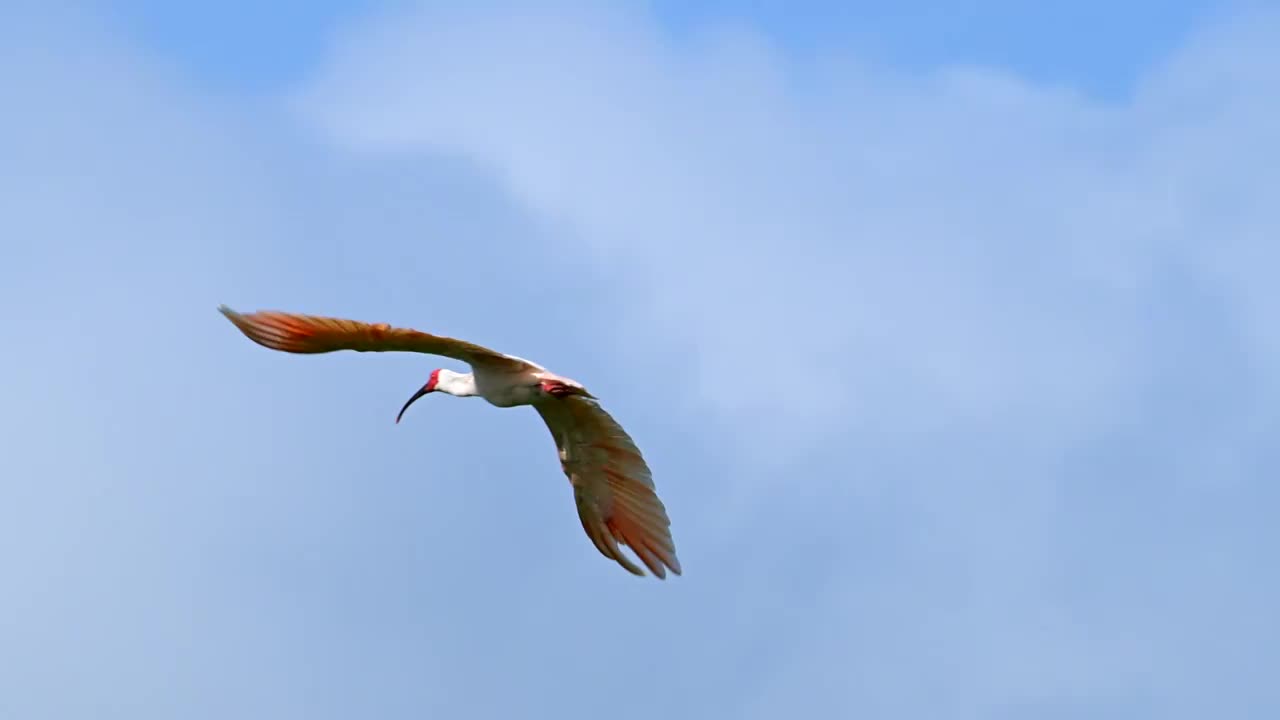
[219, 306, 536, 372]
[534, 397, 681, 578]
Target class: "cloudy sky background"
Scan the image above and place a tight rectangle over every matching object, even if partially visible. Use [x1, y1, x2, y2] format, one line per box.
[2, 0, 1276, 717]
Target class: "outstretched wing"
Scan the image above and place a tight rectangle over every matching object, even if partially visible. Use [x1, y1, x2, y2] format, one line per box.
[535, 397, 681, 578]
[219, 305, 537, 372]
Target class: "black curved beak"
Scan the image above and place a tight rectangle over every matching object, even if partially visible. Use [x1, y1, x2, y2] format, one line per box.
[395, 383, 435, 424]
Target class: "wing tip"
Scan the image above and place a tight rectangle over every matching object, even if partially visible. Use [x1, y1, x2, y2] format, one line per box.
[667, 555, 684, 577]
[626, 554, 682, 580]
[604, 516, 682, 580]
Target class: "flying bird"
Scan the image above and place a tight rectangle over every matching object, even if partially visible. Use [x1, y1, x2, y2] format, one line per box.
[218, 305, 680, 579]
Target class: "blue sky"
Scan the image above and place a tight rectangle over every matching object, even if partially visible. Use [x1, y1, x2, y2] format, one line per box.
[2, 1, 1277, 718]
[108, 0, 1227, 97]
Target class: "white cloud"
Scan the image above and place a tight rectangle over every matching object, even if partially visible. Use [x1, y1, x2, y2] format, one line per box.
[296, 3, 1280, 462]
[292, 2, 1280, 714]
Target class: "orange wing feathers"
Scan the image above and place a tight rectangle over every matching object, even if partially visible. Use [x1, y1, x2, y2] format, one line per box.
[219, 306, 529, 371]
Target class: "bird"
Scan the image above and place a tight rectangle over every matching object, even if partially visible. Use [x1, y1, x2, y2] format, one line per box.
[218, 305, 681, 579]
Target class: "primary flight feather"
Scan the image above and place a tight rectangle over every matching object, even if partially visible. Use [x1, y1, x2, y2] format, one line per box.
[218, 305, 681, 579]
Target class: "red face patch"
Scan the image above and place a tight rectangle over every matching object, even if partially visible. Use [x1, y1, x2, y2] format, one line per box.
[425, 368, 441, 392]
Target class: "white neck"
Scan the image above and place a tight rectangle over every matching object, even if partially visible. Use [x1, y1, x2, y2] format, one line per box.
[436, 369, 478, 397]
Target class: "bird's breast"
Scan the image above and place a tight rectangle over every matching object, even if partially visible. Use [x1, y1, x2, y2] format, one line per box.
[474, 370, 540, 408]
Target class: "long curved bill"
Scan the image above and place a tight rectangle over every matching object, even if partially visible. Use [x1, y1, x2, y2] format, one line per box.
[395, 384, 434, 424]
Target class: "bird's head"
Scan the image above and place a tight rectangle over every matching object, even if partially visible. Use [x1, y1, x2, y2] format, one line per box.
[396, 366, 448, 422]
